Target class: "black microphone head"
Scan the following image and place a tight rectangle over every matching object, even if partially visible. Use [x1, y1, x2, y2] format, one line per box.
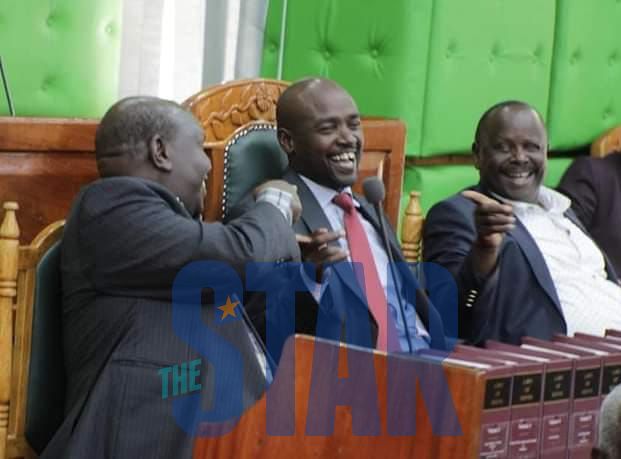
[362, 176, 385, 205]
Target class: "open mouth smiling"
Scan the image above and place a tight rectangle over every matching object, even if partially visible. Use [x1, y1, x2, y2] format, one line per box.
[328, 151, 357, 173]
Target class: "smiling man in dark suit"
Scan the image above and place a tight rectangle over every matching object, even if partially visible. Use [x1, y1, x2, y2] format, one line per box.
[423, 101, 621, 345]
[263, 78, 447, 355]
[44, 97, 301, 459]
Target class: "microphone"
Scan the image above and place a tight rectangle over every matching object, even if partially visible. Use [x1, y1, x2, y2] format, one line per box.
[0, 56, 15, 116]
[362, 176, 413, 354]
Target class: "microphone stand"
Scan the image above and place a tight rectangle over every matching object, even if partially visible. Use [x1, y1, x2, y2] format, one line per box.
[374, 201, 414, 354]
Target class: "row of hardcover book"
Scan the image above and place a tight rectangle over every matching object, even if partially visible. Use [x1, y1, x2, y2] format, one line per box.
[419, 329, 621, 458]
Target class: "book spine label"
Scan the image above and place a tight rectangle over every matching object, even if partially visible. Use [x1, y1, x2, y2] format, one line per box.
[569, 367, 601, 454]
[541, 369, 572, 457]
[481, 377, 512, 458]
[509, 373, 542, 458]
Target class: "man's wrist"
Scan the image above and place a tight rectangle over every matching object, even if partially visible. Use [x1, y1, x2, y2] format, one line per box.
[256, 188, 293, 225]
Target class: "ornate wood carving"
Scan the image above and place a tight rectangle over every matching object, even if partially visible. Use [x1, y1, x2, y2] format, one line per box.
[184, 79, 288, 146]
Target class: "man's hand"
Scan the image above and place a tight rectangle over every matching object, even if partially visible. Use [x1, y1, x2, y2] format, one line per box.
[296, 228, 348, 281]
[253, 179, 302, 223]
[462, 190, 515, 277]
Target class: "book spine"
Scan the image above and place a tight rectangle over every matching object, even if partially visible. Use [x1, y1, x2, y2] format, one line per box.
[480, 376, 512, 458]
[508, 371, 542, 458]
[540, 365, 572, 459]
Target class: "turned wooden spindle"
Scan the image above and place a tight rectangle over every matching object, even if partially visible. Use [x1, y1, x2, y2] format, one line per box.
[0, 202, 19, 459]
[400, 191, 424, 263]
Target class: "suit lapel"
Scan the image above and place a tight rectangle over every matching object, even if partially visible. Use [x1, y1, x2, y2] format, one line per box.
[564, 208, 619, 282]
[283, 170, 335, 236]
[474, 184, 564, 316]
[508, 216, 564, 316]
[283, 170, 367, 305]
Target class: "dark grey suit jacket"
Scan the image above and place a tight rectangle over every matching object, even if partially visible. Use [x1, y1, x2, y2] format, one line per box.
[42, 177, 299, 458]
[558, 152, 621, 275]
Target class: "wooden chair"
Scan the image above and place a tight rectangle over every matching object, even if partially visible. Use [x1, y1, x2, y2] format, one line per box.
[183, 78, 424, 260]
[591, 125, 621, 158]
[1, 202, 65, 458]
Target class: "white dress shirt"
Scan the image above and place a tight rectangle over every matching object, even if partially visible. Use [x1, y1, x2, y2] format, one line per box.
[300, 175, 430, 351]
[497, 186, 621, 336]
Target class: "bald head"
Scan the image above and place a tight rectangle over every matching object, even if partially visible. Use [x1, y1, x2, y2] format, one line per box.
[95, 96, 187, 173]
[474, 100, 545, 145]
[277, 78, 350, 131]
[95, 96, 211, 218]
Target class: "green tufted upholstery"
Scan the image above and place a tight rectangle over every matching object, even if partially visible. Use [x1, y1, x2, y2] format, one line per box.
[419, 0, 555, 156]
[25, 239, 65, 455]
[221, 123, 289, 219]
[0, 0, 122, 117]
[261, 1, 610, 215]
[262, 0, 433, 156]
[547, 0, 621, 149]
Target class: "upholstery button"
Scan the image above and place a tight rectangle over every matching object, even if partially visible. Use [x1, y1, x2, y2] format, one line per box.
[105, 23, 114, 34]
[446, 40, 456, 58]
[370, 48, 379, 58]
[46, 14, 55, 27]
[570, 49, 581, 64]
[609, 51, 618, 65]
[270, 42, 278, 52]
[323, 49, 331, 59]
[41, 76, 54, 91]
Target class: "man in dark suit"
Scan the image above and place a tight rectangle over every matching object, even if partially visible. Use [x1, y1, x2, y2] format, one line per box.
[558, 152, 621, 275]
[423, 101, 620, 345]
[43, 97, 301, 458]
[261, 78, 447, 356]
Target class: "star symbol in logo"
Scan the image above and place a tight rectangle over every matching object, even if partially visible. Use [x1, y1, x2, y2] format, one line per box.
[218, 296, 239, 320]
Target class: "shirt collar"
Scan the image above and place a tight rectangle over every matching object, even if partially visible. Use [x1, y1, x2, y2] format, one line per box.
[490, 186, 571, 215]
[299, 175, 359, 208]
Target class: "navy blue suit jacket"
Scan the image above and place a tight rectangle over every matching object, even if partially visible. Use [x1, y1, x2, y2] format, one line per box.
[423, 184, 618, 345]
[280, 170, 448, 354]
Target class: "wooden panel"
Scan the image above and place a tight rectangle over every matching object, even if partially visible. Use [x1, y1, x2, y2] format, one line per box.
[194, 336, 484, 459]
[0, 117, 98, 243]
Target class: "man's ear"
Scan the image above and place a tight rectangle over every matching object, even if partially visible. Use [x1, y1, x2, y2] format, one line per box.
[278, 127, 295, 155]
[148, 134, 173, 172]
[472, 142, 481, 170]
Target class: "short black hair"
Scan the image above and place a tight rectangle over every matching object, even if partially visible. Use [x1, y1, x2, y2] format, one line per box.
[95, 96, 184, 159]
[474, 100, 544, 144]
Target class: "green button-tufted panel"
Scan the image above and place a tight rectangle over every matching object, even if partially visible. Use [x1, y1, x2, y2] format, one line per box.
[0, 0, 122, 117]
[420, 0, 555, 156]
[547, 0, 621, 150]
[262, 0, 433, 156]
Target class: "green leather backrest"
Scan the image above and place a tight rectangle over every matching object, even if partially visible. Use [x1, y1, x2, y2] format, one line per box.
[420, 0, 555, 156]
[221, 124, 289, 219]
[0, 0, 122, 117]
[546, 0, 621, 149]
[262, 0, 433, 156]
[262, 0, 621, 156]
[261, 0, 607, 214]
[25, 240, 64, 455]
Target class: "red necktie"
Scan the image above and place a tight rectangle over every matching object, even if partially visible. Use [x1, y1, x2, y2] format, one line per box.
[332, 192, 400, 352]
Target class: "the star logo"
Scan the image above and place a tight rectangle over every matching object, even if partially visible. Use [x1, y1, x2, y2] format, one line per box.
[218, 296, 239, 320]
